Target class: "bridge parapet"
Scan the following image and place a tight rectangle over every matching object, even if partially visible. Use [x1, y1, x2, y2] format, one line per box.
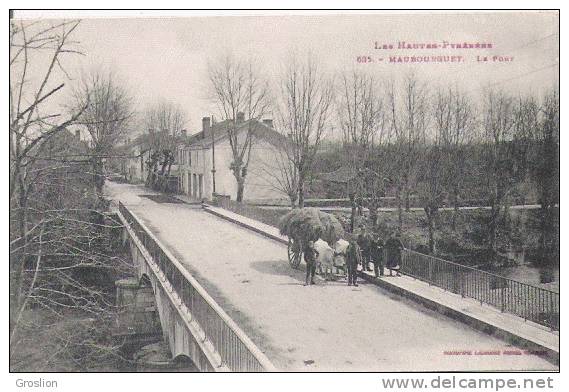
[399, 249, 559, 331]
[117, 201, 276, 372]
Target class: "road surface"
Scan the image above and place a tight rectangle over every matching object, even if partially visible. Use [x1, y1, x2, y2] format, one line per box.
[106, 182, 556, 371]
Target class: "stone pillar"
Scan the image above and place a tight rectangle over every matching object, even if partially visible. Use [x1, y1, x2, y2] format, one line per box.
[114, 277, 162, 352]
[115, 277, 140, 308]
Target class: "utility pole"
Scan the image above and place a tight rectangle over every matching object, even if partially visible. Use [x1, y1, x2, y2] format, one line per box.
[211, 115, 216, 194]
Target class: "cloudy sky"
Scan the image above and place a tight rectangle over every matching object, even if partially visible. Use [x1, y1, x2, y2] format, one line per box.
[15, 11, 559, 136]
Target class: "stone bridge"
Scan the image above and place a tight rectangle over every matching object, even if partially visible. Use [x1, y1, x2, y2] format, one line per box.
[108, 182, 557, 372]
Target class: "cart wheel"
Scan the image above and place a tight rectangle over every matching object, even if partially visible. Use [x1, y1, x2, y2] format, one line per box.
[287, 238, 303, 269]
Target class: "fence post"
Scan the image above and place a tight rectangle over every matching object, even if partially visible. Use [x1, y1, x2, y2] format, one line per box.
[501, 285, 505, 312]
[549, 291, 554, 331]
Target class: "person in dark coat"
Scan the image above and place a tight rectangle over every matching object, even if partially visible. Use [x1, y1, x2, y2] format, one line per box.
[370, 235, 384, 278]
[357, 229, 373, 272]
[346, 239, 361, 286]
[303, 240, 319, 286]
[385, 232, 404, 276]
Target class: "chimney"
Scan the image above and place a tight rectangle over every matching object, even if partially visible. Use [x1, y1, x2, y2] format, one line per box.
[236, 112, 245, 123]
[262, 119, 274, 128]
[202, 117, 211, 134]
[75, 130, 80, 140]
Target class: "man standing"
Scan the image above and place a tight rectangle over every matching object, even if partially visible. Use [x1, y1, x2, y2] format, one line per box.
[370, 235, 385, 278]
[304, 240, 319, 286]
[385, 232, 404, 276]
[358, 228, 372, 272]
[346, 239, 361, 287]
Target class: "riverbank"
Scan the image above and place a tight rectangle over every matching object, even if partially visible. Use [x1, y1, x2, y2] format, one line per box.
[10, 308, 135, 372]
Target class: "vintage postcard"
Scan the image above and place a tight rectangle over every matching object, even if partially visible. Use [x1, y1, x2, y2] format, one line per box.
[9, 9, 559, 381]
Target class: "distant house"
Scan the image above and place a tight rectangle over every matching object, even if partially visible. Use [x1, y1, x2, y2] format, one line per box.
[177, 113, 287, 202]
[46, 128, 87, 157]
[118, 131, 188, 185]
[126, 143, 150, 183]
[33, 128, 92, 204]
[115, 135, 151, 183]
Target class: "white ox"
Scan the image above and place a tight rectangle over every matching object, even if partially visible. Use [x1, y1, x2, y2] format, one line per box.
[314, 238, 350, 280]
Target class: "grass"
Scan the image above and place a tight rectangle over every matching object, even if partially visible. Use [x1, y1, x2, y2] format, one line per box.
[223, 200, 287, 228]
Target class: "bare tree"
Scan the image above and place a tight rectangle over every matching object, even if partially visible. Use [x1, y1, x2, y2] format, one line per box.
[208, 54, 270, 202]
[143, 101, 187, 179]
[481, 89, 530, 265]
[388, 73, 429, 228]
[9, 153, 133, 368]
[255, 139, 299, 208]
[337, 70, 383, 152]
[276, 55, 333, 208]
[10, 21, 133, 371]
[10, 19, 87, 339]
[144, 101, 186, 151]
[527, 89, 558, 267]
[336, 70, 387, 229]
[73, 70, 134, 196]
[444, 87, 477, 229]
[416, 87, 454, 254]
[537, 89, 559, 266]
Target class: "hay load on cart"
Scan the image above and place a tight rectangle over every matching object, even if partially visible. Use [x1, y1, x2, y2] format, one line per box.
[278, 208, 344, 269]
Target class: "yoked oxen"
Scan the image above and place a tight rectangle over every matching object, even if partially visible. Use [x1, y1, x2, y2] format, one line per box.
[314, 238, 350, 280]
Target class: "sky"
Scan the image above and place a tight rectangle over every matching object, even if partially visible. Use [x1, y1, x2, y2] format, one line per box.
[14, 11, 559, 137]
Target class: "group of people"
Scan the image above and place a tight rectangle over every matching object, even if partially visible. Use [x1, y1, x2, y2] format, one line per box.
[303, 229, 405, 287]
[359, 229, 405, 278]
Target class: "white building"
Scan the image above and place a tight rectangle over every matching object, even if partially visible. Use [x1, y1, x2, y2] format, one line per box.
[123, 143, 149, 183]
[177, 114, 288, 202]
[120, 131, 185, 186]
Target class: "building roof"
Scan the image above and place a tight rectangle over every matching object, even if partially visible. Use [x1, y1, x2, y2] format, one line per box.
[184, 119, 286, 150]
[124, 131, 190, 156]
[45, 127, 88, 156]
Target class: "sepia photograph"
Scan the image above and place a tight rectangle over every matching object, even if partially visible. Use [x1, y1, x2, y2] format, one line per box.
[8, 9, 559, 378]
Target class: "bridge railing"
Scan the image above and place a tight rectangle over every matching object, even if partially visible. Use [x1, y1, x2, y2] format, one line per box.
[398, 249, 559, 331]
[118, 202, 276, 372]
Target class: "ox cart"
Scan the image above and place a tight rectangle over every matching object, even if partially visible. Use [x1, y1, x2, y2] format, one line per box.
[278, 207, 344, 269]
